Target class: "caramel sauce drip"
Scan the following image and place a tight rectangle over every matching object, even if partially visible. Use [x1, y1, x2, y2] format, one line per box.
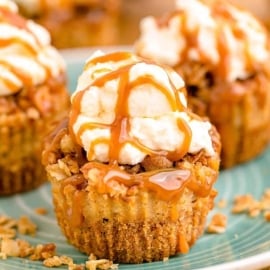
[70, 189, 86, 227]
[60, 175, 87, 228]
[81, 162, 192, 202]
[70, 52, 191, 162]
[178, 232, 190, 254]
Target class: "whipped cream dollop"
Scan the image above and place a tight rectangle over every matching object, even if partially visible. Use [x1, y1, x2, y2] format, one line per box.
[136, 0, 270, 82]
[69, 51, 215, 165]
[0, 0, 65, 96]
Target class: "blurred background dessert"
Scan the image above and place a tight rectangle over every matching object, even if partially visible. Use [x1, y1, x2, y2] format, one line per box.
[0, 0, 70, 195]
[12, 0, 122, 48]
[135, 0, 270, 168]
[10, 0, 270, 48]
[117, 0, 175, 45]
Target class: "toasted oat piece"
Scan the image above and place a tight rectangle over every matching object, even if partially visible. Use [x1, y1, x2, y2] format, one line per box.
[68, 263, 85, 270]
[261, 189, 270, 211]
[0, 238, 33, 258]
[17, 216, 37, 236]
[207, 213, 227, 234]
[30, 243, 56, 261]
[0, 215, 17, 229]
[34, 208, 48, 215]
[0, 227, 16, 239]
[231, 190, 270, 220]
[0, 215, 17, 239]
[43, 255, 73, 267]
[85, 254, 118, 270]
[231, 194, 260, 215]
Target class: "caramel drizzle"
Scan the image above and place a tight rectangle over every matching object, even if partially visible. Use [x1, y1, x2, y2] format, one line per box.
[167, 1, 262, 80]
[70, 52, 192, 162]
[81, 162, 192, 202]
[0, 59, 33, 86]
[0, 75, 19, 94]
[84, 51, 135, 70]
[0, 6, 53, 93]
[68, 52, 196, 200]
[0, 7, 39, 55]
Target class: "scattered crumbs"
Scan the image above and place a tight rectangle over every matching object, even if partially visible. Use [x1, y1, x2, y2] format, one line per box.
[260, 189, 270, 212]
[217, 198, 227, 209]
[231, 194, 255, 214]
[68, 263, 85, 270]
[34, 208, 48, 215]
[207, 213, 227, 234]
[232, 189, 270, 219]
[0, 215, 17, 239]
[43, 255, 73, 268]
[0, 215, 17, 229]
[0, 227, 16, 240]
[2, 189, 270, 268]
[0, 214, 118, 269]
[40, 254, 85, 270]
[0, 238, 33, 258]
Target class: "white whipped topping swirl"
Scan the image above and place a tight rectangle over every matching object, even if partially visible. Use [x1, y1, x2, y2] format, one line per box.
[0, 0, 65, 96]
[70, 51, 215, 165]
[136, 0, 270, 82]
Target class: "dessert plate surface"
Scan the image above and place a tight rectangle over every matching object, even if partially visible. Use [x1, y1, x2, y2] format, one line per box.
[1, 47, 270, 270]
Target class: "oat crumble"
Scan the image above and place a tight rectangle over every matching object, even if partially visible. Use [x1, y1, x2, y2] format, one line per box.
[0, 214, 117, 269]
[34, 207, 48, 215]
[86, 254, 118, 270]
[17, 216, 37, 236]
[207, 213, 227, 234]
[232, 190, 270, 220]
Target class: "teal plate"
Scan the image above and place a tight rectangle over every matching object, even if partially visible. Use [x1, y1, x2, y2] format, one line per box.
[1, 47, 270, 270]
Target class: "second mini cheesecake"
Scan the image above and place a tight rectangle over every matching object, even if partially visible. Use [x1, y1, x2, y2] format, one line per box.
[135, 0, 270, 168]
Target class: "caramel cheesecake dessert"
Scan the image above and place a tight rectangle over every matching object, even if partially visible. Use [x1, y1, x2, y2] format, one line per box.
[42, 51, 221, 263]
[0, 0, 70, 195]
[12, 0, 121, 48]
[135, 0, 270, 168]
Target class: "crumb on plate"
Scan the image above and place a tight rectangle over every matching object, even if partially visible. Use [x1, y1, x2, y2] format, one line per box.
[207, 213, 227, 234]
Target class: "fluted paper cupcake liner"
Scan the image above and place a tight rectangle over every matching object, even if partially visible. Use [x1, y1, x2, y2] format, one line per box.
[0, 111, 47, 195]
[51, 178, 216, 263]
[44, 121, 220, 263]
